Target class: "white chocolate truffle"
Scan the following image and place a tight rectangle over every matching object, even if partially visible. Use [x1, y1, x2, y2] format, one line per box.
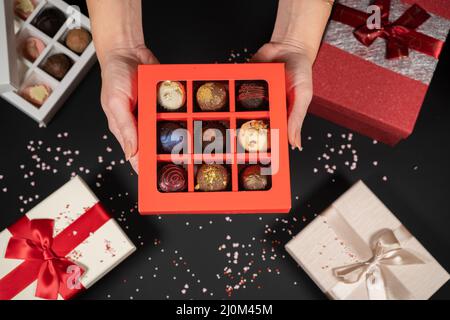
[157, 81, 186, 111]
[238, 120, 270, 152]
[21, 84, 51, 107]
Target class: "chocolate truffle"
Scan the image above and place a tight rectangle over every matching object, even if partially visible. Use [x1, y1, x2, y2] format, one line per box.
[157, 81, 186, 111]
[158, 164, 187, 192]
[238, 120, 270, 152]
[65, 28, 92, 54]
[201, 122, 227, 152]
[22, 37, 46, 62]
[196, 82, 227, 111]
[195, 164, 229, 192]
[240, 165, 269, 191]
[33, 8, 66, 37]
[14, 0, 35, 20]
[237, 81, 268, 109]
[41, 53, 73, 80]
[21, 84, 51, 107]
[159, 122, 188, 153]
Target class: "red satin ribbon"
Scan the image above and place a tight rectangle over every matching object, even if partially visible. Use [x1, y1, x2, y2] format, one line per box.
[332, 0, 444, 59]
[0, 203, 110, 300]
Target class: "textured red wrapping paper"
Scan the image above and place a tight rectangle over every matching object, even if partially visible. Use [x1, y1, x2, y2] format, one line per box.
[310, 0, 450, 145]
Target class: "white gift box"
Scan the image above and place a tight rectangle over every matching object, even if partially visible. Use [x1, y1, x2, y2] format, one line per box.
[286, 181, 449, 300]
[0, 0, 96, 125]
[0, 176, 136, 300]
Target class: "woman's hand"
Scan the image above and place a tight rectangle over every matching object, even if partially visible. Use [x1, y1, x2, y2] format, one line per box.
[99, 46, 159, 172]
[252, 42, 313, 150]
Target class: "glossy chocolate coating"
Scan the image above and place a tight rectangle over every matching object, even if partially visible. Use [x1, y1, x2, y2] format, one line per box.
[196, 82, 227, 111]
[42, 53, 73, 80]
[33, 8, 66, 37]
[196, 164, 229, 192]
[158, 164, 187, 192]
[240, 165, 269, 191]
[201, 122, 227, 152]
[159, 122, 187, 153]
[237, 81, 268, 109]
[65, 28, 92, 54]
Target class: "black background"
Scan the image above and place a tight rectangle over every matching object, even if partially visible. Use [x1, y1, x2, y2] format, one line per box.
[0, 0, 449, 300]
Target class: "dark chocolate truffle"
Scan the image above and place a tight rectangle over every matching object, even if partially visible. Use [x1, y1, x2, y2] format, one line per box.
[195, 164, 229, 192]
[238, 120, 270, 152]
[159, 122, 188, 153]
[33, 7, 66, 37]
[65, 28, 92, 54]
[201, 122, 227, 152]
[158, 164, 187, 192]
[41, 53, 73, 80]
[196, 82, 227, 111]
[240, 165, 269, 191]
[237, 81, 268, 109]
[157, 81, 186, 111]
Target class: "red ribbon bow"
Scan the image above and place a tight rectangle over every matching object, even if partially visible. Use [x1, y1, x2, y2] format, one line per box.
[4, 219, 85, 300]
[332, 0, 444, 59]
[0, 203, 110, 300]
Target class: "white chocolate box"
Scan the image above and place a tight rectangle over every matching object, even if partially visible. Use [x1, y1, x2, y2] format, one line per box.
[0, 0, 96, 125]
[0, 176, 136, 300]
[286, 181, 449, 300]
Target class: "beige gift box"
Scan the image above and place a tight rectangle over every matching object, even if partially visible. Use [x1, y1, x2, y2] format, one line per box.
[286, 181, 449, 300]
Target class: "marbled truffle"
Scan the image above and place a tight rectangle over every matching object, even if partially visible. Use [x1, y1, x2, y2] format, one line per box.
[196, 82, 227, 111]
[157, 81, 186, 111]
[196, 164, 229, 192]
[42, 53, 73, 80]
[237, 81, 268, 109]
[65, 28, 92, 54]
[21, 84, 51, 107]
[240, 165, 269, 191]
[238, 120, 270, 152]
[159, 122, 187, 153]
[22, 37, 46, 62]
[33, 7, 66, 37]
[158, 164, 187, 192]
[14, 0, 35, 20]
[201, 122, 227, 152]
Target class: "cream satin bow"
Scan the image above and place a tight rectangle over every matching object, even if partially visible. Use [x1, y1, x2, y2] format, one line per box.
[332, 229, 424, 299]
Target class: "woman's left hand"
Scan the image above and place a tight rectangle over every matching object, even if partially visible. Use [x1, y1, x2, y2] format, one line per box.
[252, 42, 314, 150]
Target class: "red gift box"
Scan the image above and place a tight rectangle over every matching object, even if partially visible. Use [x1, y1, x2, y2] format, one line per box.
[310, 0, 450, 145]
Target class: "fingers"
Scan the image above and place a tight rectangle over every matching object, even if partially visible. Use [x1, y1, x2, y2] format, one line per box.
[102, 88, 138, 161]
[129, 152, 139, 174]
[287, 73, 313, 150]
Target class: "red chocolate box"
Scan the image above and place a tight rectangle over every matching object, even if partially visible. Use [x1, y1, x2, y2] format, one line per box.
[310, 0, 450, 145]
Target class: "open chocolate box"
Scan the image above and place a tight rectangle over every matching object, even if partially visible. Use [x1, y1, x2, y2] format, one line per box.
[0, 0, 96, 125]
[138, 64, 291, 214]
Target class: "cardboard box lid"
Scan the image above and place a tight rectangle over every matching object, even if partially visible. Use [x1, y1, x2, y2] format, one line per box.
[0, 0, 20, 94]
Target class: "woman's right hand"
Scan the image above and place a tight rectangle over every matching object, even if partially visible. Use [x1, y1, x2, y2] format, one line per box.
[99, 46, 159, 173]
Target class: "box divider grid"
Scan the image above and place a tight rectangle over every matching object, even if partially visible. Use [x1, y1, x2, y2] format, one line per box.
[188, 154, 195, 192]
[229, 114, 238, 191]
[229, 80, 235, 112]
[187, 80, 193, 113]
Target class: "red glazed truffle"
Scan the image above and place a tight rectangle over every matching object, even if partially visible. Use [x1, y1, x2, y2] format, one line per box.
[240, 165, 269, 191]
[237, 81, 268, 110]
[158, 164, 187, 192]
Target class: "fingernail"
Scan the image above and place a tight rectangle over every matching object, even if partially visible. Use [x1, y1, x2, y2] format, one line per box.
[291, 145, 295, 150]
[124, 140, 132, 161]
